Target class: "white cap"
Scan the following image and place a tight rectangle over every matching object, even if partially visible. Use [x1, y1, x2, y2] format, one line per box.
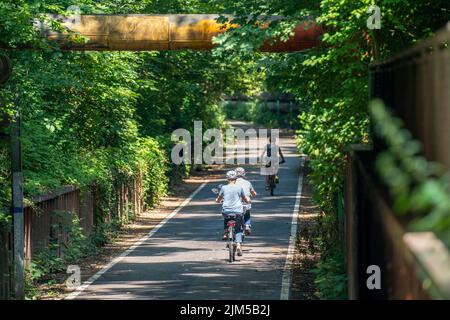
[235, 167, 245, 177]
[226, 170, 237, 180]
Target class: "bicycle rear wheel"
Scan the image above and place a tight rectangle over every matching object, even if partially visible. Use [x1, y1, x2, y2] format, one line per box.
[269, 175, 275, 196]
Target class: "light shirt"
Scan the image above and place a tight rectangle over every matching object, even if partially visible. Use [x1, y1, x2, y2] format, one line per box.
[236, 177, 255, 211]
[219, 184, 245, 214]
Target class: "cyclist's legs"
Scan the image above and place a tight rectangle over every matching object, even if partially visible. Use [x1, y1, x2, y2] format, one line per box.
[223, 215, 232, 235]
[264, 161, 271, 188]
[234, 214, 243, 243]
[222, 213, 243, 243]
[244, 209, 251, 227]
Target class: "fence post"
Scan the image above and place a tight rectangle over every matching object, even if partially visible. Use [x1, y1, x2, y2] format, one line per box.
[344, 144, 373, 300]
[343, 151, 358, 299]
[11, 110, 24, 300]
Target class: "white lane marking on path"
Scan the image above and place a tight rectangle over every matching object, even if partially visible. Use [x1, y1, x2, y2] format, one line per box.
[280, 156, 305, 300]
[65, 181, 209, 300]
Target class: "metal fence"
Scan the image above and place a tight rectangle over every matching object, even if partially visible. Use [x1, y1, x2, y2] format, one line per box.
[343, 24, 450, 299]
[344, 152, 438, 299]
[0, 176, 144, 299]
[23, 179, 144, 262]
[370, 25, 450, 170]
[23, 186, 93, 261]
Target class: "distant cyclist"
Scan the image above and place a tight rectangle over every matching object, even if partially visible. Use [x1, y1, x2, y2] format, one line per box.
[235, 167, 257, 235]
[260, 136, 285, 190]
[216, 170, 250, 256]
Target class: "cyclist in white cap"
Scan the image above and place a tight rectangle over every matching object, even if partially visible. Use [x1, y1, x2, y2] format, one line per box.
[216, 170, 249, 256]
[235, 167, 257, 235]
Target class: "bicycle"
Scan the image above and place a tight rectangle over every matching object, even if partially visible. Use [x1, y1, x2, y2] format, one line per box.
[212, 185, 245, 262]
[225, 215, 238, 262]
[263, 159, 285, 196]
[267, 174, 276, 196]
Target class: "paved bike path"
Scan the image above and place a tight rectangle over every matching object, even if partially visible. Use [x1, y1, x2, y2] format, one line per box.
[72, 128, 304, 299]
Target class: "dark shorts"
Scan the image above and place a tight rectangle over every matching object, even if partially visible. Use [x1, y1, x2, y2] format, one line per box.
[222, 213, 243, 233]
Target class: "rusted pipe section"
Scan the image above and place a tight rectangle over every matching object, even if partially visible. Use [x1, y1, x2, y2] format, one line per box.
[36, 14, 323, 52]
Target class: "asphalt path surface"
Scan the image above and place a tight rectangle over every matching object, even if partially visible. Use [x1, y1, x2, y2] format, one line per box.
[72, 123, 305, 300]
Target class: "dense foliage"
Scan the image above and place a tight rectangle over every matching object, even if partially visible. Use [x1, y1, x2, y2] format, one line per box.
[0, 1, 250, 221]
[0, 1, 250, 297]
[212, 0, 449, 299]
[1, 0, 449, 299]
[212, 0, 449, 211]
[222, 99, 300, 129]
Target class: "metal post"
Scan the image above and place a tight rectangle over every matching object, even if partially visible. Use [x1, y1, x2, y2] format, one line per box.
[11, 110, 24, 300]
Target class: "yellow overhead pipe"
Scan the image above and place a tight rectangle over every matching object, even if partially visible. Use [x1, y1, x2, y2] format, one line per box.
[36, 14, 323, 52]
